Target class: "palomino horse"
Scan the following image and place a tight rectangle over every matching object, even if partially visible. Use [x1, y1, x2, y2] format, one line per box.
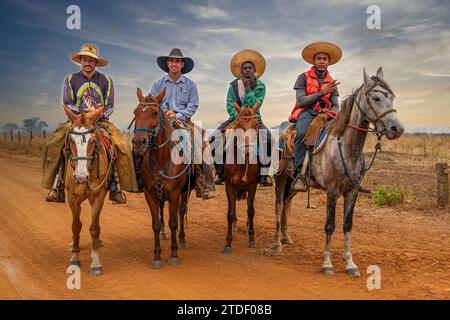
[64, 106, 111, 276]
[223, 102, 261, 253]
[133, 88, 195, 269]
[265, 68, 404, 277]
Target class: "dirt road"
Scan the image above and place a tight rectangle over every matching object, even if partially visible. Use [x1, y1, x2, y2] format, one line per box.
[1, 151, 450, 299]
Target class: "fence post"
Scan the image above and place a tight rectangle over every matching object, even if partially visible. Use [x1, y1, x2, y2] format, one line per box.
[10, 131, 13, 143]
[43, 131, 46, 139]
[3, 131, 6, 142]
[18, 131, 21, 143]
[30, 130, 33, 142]
[436, 162, 449, 207]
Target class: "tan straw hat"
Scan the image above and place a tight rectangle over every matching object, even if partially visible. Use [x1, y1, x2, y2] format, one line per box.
[301, 41, 342, 65]
[230, 49, 266, 78]
[70, 44, 109, 67]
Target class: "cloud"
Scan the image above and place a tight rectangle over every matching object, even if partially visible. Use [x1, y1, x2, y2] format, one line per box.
[183, 4, 230, 20]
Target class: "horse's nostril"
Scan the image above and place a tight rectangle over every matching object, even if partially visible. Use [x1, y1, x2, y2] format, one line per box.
[390, 126, 398, 133]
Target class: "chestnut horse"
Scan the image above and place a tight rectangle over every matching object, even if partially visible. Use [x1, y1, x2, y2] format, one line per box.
[133, 88, 195, 269]
[64, 106, 111, 276]
[223, 102, 261, 253]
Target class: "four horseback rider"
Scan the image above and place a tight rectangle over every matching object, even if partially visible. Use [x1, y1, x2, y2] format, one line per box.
[214, 49, 273, 187]
[146, 48, 216, 200]
[43, 42, 346, 202]
[42, 44, 138, 204]
[289, 42, 342, 191]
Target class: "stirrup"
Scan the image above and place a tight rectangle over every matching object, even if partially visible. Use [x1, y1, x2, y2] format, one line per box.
[46, 188, 65, 203]
[260, 176, 273, 187]
[292, 175, 308, 192]
[110, 190, 127, 204]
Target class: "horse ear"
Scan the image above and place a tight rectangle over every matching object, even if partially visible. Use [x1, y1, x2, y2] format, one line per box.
[63, 105, 77, 123]
[233, 102, 242, 114]
[155, 87, 166, 103]
[376, 67, 384, 80]
[252, 101, 260, 114]
[137, 87, 145, 101]
[86, 106, 104, 123]
[363, 68, 374, 88]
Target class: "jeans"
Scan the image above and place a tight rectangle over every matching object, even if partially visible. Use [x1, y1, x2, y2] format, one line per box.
[294, 110, 316, 176]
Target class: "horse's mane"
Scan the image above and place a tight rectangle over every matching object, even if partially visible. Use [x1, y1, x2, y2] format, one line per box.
[331, 84, 363, 136]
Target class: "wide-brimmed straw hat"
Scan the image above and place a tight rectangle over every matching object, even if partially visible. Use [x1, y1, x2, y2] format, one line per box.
[69, 44, 109, 67]
[301, 41, 342, 65]
[230, 49, 266, 78]
[157, 48, 194, 74]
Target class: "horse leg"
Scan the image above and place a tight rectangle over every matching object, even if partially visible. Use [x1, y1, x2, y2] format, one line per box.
[281, 187, 295, 245]
[343, 188, 360, 277]
[224, 183, 237, 254]
[178, 191, 188, 249]
[263, 173, 287, 255]
[167, 191, 181, 265]
[145, 192, 163, 269]
[322, 190, 338, 276]
[68, 193, 82, 267]
[247, 184, 257, 248]
[159, 200, 167, 240]
[88, 193, 106, 276]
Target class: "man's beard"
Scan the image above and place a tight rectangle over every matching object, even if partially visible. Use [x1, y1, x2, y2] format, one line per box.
[84, 66, 94, 72]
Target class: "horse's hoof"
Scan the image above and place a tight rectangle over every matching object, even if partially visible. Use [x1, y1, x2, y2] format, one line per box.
[167, 257, 179, 265]
[178, 242, 188, 249]
[248, 240, 256, 248]
[281, 237, 293, 245]
[262, 245, 282, 256]
[89, 267, 103, 276]
[160, 233, 167, 240]
[321, 267, 335, 276]
[97, 239, 104, 248]
[69, 260, 81, 267]
[150, 260, 163, 269]
[223, 246, 232, 254]
[346, 268, 361, 277]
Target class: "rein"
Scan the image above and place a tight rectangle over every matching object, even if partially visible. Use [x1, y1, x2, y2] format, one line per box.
[333, 82, 394, 187]
[134, 100, 193, 202]
[66, 126, 113, 192]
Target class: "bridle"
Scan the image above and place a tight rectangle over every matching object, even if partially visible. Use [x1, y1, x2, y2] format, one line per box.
[235, 113, 259, 149]
[133, 101, 171, 148]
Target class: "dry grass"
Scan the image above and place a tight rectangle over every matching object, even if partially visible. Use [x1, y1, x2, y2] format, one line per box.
[0, 133, 51, 157]
[364, 133, 450, 160]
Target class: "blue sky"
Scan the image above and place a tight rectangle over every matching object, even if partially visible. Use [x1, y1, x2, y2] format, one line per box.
[1, 0, 450, 130]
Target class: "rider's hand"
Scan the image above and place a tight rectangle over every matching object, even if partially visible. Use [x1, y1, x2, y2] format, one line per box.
[167, 111, 177, 120]
[321, 80, 340, 95]
[242, 77, 254, 91]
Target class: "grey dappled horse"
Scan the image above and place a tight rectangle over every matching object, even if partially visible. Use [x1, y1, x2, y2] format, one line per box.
[265, 68, 404, 277]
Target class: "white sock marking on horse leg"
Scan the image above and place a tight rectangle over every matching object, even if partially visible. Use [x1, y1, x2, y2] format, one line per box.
[90, 250, 102, 269]
[343, 232, 358, 270]
[322, 238, 333, 269]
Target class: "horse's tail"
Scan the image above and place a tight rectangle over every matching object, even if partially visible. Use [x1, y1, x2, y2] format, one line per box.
[237, 189, 248, 201]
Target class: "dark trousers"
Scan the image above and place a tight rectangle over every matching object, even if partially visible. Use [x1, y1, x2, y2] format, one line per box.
[294, 110, 316, 176]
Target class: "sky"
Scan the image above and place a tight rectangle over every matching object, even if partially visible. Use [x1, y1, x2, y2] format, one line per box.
[0, 0, 449, 131]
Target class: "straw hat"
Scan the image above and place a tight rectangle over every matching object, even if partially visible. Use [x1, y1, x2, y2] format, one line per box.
[70, 44, 109, 67]
[301, 42, 342, 65]
[157, 48, 194, 74]
[230, 49, 266, 78]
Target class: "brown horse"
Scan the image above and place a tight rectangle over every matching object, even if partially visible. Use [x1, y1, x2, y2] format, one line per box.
[265, 68, 404, 277]
[64, 106, 111, 276]
[133, 88, 195, 269]
[223, 102, 261, 253]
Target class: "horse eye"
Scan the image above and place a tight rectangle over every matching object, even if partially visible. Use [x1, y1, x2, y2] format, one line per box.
[374, 97, 381, 102]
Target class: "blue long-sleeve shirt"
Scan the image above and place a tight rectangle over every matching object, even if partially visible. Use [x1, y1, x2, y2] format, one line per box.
[63, 71, 114, 120]
[150, 74, 199, 122]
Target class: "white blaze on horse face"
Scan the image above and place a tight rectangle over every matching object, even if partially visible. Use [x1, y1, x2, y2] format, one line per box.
[72, 127, 92, 180]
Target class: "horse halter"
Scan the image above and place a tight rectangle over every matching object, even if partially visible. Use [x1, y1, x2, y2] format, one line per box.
[67, 127, 98, 161]
[134, 101, 163, 136]
[355, 83, 397, 132]
[235, 114, 259, 149]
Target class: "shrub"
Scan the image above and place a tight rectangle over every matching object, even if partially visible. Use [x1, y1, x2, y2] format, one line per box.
[374, 185, 406, 206]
